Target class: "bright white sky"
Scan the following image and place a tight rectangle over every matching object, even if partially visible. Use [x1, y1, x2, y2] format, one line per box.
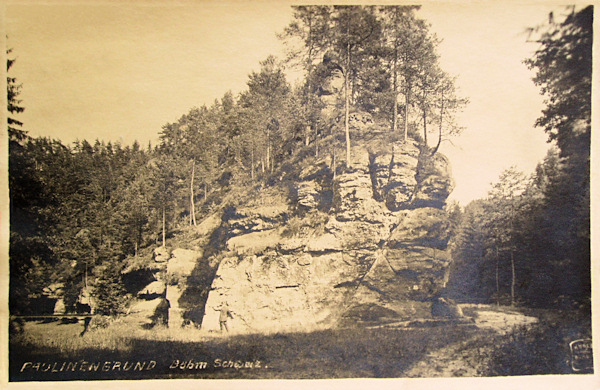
[6, 1, 565, 205]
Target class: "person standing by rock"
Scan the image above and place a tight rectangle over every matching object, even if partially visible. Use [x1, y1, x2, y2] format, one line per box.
[217, 302, 234, 333]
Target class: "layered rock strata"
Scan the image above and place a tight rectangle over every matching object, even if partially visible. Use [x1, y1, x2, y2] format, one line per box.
[201, 133, 455, 333]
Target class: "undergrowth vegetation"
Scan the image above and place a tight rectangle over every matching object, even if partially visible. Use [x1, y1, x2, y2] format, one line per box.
[281, 210, 329, 238]
[481, 309, 593, 375]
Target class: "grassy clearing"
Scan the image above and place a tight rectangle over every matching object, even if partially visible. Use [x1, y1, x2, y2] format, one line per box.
[10, 319, 479, 381]
[10, 307, 592, 381]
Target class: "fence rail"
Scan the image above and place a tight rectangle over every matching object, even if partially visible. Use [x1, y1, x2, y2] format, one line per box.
[11, 314, 96, 319]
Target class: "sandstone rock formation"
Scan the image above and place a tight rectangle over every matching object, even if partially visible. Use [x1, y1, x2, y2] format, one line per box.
[171, 57, 455, 333]
[165, 248, 203, 328]
[123, 245, 202, 329]
[153, 246, 170, 263]
[199, 131, 456, 334]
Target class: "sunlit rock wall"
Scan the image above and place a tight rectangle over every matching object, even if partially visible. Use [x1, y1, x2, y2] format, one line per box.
[201, 135, 455, 333]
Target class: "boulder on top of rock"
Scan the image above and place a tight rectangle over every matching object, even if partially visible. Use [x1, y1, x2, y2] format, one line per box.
[388, 208, 451, 249]
[168, 248, 201, 276]
[154, 246, 170, 263]
[412, 176, 454, 209]
[412, 153, 454, 209]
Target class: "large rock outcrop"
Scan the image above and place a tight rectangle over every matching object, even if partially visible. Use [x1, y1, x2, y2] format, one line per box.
[200, 130, 456, 333]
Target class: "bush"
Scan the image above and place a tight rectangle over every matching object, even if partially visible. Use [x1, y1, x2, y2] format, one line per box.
[92, 259, 127, 316]
[282, 210, 329, 238]
[282, 216, 304, 238]
[89, 315, 112, 330]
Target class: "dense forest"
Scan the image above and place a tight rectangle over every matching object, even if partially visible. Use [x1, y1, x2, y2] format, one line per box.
[8, 5, 591, 319]
[447, 5, 591, 311]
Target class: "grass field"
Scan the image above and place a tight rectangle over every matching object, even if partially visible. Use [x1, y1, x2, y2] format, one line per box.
[9, 307, 592, 381]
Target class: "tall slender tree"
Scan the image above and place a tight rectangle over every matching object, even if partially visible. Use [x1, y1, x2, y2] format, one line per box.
[378, 6, 420, 135]
[331, 6, 380, 166]
[484, 168, 529, 306]
[7, 49, 26, 141]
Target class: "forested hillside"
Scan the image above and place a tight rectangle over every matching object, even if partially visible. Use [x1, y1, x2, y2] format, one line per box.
[8, 5, 590, 324]
[9, 6, 463, 317]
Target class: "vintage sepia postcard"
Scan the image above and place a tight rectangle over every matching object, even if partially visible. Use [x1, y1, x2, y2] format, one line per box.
[1, 1, 598, 389]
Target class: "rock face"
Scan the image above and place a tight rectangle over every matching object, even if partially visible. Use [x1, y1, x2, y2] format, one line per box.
[200, 131, 455, 334]
[122, 245, 203, 329]
[317, 52, 345, 130]
[412, 153, 455, 209]
[166, 248, 202, 328]
[195, 56, 454, 332]
[123, 248, 171, 328]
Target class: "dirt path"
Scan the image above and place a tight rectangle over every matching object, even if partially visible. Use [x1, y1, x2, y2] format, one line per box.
[403, 305, 539, 377]
[404, 338, 490, 377]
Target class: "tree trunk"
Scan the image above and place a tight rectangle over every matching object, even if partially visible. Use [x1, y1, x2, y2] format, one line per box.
[305, 125, 311, 146]
[251, 147, 255, 180]
[345, 40, 351, 168]
[137, 225, 142, 257]
[509, 202, 516, 306]
[392, 48, 398, 133]
[510, 249, 516, 306]
[332, 146, 337, 180]
[496, 246, 500, 306]
[422, 109, 428, 147]
[162, 206, 166, 248]
[266, 138, 271, 173]
[432, 87, 444, 156]
[190, 160, 197, 226]
[404, 86, 410, 142]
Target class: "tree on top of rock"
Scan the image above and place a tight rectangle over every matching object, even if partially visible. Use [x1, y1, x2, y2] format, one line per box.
[239, 56, 291, 179]
[331, 6, 381, 167]
[377, 6, 422, 138]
